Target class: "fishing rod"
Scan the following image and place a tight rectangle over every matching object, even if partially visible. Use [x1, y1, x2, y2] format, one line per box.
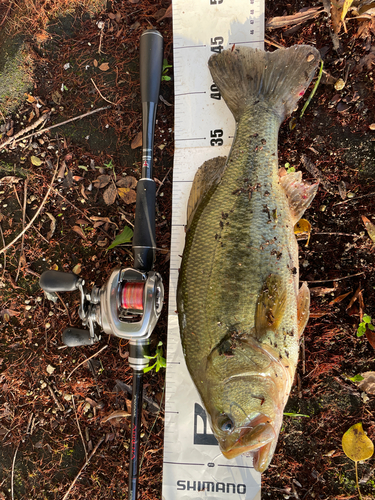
[39, 29, 164, 500]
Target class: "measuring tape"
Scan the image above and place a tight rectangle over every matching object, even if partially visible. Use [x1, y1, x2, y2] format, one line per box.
[163, 2, 264, 499]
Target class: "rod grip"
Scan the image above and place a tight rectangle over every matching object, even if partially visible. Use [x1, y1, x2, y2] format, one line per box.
[140, 30, 163, 105]
[132, 179, 156, 271]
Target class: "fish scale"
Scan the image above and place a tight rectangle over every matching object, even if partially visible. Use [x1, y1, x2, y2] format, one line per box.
[177, 45, 320, 472]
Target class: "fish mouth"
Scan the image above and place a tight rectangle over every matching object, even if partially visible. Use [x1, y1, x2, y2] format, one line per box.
[220, 414, 276, 460]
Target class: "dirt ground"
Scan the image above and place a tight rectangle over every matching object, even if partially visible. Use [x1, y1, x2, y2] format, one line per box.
[0, 1, 375, 499]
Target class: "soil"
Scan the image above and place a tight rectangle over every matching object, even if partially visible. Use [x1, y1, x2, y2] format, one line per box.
[0, 1, 375, 499]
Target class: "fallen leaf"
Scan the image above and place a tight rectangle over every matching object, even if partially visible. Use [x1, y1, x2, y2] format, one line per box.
[99, 62, 110, 71]
[46, 365, 55, 375]
[116, 176, 138, 189]
[51, 90, 62, 105]
[365, 328, 375, 349]
[26, 93, 36, 103]
[342, 422, 374, 462]
[310, 286, 336, 296]
[347, 284, 363, 310]
[101, 410, 131, 423]
[361, 215, 375, 243]
[294, 218, 312, 246]
[358, 372, 375, 394]
[62, 169, 74, 188]
[157, 4, 172, 22]
[91, 216, 118, 228]
[46, 212, 56, 240]
[266, 6, 323, 29]
[0, 176, 21, 185]
[31, 156, 43, 166]
[72, 226, 87, 239]
[93, 174, 111, 189]
[131, 131, 142, 149]
[97, 238, 108, 247]
[72, 263, 82, 275]
[329, 291, 352, 305]
[103, 184, 117, 205]
[118, 187, 137, 204]
[57, 161, 66, 179]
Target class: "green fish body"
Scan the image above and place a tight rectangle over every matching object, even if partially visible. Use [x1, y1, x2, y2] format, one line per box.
[177, 45, 320, 472]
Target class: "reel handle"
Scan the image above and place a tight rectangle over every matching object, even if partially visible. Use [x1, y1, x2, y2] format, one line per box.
[39, 270, 79, 293]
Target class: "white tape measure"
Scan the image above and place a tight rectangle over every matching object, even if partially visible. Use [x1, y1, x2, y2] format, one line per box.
[163, 2, 265, 499]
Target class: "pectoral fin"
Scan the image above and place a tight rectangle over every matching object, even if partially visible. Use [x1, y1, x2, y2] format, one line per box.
[297, 281, 310, 337]
[280, 171, 319, 225]
[255, 274, 287, 339]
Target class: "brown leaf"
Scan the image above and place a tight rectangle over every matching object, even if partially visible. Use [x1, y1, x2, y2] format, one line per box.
[46, 212, 56, 240]
[131, 131, 142, 149]
[118, 187, 137, 204]
[366, 329, 375, 349]
[362, 215, 375, 243]
[329, 291, 352, 305]
[266, 6, 323, 29]
[94, 59, 98, 67]
[157, 4, 172, 22]
[101, 410, 131, 424]
[103, 184, 117, 205]
[358, 372, 375, 394]
[72, 225, 87, 239]
[116, 176, 138, 189]
[91, 216, 118, 228]
[93, 174, 111, 189]
[99, 62, 110, 71]
[310, 286, 336, 296]
[346, 284, 363, 310]
[0, 176, 21, 185]
[309, 311, 330, 318]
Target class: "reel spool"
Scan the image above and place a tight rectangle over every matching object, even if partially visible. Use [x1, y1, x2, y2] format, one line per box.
[121, 281, 145, 313]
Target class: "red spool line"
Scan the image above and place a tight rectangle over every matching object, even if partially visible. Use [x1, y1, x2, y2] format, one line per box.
[121, 282, 144, 311]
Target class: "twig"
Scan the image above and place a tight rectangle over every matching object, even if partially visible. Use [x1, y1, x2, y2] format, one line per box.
[15, 177, 28, 282]
[156, 166, 172, 196]
[0, 1, 14, 28]
[334, 191, 375, 206]
[12, 184, 49, 244]
[0, 106, 111, 149]
[45, 380, 65, 412]
[139, 384, 165, 469]
[91, 78, 116, 105]
[264, 37, 285, 49]
[72, 395, 88, 461]
[0, 222, 6, 280]
[11, 442, 20, 500]
[304, 272, 364, 283]
[62, 435, 105, 500]
[0, 161, 59, 255]
[67, 345, 108, 380]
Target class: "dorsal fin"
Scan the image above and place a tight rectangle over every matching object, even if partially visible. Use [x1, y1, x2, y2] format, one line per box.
[186, 156, 227, 230]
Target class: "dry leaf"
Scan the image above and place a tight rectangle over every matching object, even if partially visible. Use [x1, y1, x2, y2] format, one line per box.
[99, 62, 110, 71]
[131, 131, 142, 149]
[266, 6, 323, 29]
[118, 187, 137, 204]
[329, 291, 352, 305]
[72, 263, 82, 275]
[346, 284, 363, 310]
[26, 93, 36, 103]
[116, 176, 137, 189]
[103, 184, 117, 205]
[361, 215, 375, 243]
[0, 176, 21, 185]
[358, 372, 375, 394]
[310, 286, 336, 296]
[72, 225, 87, 239]
[157, 4, 172, 22]
[91, 216, 118, 228]
[101, 410, 131, 424]
[365, 328, 375, 349]
[94, 59, 98, 67]
[93, 174, 111, 189]
[294, 218, 312, 246]
[46, 212, 56, 240]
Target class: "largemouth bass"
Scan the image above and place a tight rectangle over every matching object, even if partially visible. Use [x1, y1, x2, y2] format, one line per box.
[177, 45, 320, 472]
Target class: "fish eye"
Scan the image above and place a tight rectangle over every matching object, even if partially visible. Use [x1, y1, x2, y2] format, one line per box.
[218, 415, 234, 432]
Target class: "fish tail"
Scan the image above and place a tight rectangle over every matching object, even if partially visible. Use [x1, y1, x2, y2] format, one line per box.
[208, 45, 320, 122]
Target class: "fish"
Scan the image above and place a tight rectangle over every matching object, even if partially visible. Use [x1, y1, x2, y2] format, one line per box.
[177, 45, 320, 472]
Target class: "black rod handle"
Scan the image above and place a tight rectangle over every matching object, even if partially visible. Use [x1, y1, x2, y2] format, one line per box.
[139, 29, 163, 179]
[128, 371, 144, 500]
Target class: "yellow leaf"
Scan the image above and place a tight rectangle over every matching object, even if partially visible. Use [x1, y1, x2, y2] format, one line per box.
[72, 263, 82, 275]
[294, 218, 311, 246]
[341, 0, 354, 21]
[51, 263, 58, 271]
[342, 423, 374, 462]
[361, 215, 375, 243]
[99, 62, 110, 71]
[31, 156, 43, 166]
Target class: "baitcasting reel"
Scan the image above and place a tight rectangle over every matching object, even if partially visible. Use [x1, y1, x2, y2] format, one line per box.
[39, 268, 164, 368]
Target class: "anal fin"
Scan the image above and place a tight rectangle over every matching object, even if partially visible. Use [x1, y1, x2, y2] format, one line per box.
[280, 171, 319, 225]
